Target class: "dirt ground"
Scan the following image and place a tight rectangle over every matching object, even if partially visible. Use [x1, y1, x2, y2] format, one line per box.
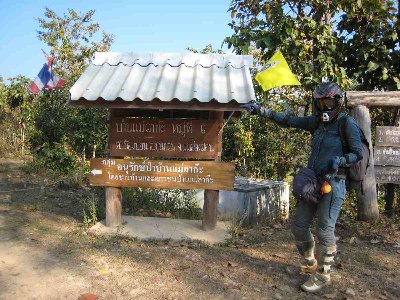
[0, 160, 399, 300]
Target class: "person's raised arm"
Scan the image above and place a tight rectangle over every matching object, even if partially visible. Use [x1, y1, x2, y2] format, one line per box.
[241, 103, 316, 132]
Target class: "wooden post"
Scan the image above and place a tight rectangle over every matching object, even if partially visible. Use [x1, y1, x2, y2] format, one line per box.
[384, 109, 399, 216]
[105, 108, 122, 227]
[202, 190, 220, 231]
[352, 105, 379, 221]
[202, 111, 224, 231]
[106, 187, 122, 226]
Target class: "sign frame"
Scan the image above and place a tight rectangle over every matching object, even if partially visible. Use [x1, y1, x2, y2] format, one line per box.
[89, 158, 235, 190]
[109, 117, 223, 159]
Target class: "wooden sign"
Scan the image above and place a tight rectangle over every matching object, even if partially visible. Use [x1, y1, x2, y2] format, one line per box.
[89, 158, 235, 190]
[374, 146, 400, 166]
[110, 117, 222, 159]
[375, 126, 400, 147]
[375, 166, 400, 184]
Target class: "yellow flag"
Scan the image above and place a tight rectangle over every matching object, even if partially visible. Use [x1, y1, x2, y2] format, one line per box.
[255, 50, 301, 91]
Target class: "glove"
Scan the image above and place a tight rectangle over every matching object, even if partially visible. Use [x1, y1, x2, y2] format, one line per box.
[260, 107, 274, 119]
[240, 103, 261, 115]
[329, 156, 347, 173]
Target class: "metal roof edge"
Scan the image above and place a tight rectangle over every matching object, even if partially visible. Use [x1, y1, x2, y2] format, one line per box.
[92, 51, 254, 68]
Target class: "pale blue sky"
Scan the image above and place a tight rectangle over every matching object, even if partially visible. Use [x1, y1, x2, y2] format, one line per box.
[0, 0, 232, 81]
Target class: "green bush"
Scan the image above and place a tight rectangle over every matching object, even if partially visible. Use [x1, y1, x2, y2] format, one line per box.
[34, 142, 79, 175]
[80, 193, 105, 228]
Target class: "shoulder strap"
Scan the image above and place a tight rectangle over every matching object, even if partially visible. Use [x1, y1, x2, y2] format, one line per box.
[337, 115, 349, 153]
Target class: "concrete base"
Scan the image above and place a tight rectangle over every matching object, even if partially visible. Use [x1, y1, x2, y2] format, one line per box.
[196, 177, 289, 225]
[88, 215, 230, 244]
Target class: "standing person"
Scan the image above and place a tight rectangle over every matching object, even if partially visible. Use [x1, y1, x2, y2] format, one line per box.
[242, 82, 363, 292]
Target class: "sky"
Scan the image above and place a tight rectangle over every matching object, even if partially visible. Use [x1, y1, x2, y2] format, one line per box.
[0, 0, 233, 82]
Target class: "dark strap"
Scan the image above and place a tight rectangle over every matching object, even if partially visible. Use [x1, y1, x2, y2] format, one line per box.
[337, 115, 349, 154]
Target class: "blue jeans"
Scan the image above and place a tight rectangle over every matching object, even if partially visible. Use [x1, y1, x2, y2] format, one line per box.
[291, 177, 346, 247]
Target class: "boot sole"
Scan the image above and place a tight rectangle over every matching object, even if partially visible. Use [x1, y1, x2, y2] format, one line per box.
[301, 280, 331, 293]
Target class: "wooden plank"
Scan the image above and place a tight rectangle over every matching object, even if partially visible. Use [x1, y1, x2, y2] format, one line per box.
[109, 117, 222, 159]
[89, 158, 235, 190]
[69, 98, 246, 111]
[347, 91, 400, 107]
[375, 126, 400, 147]
[374, 146, 400, 166]
[375, 166, 400, 184]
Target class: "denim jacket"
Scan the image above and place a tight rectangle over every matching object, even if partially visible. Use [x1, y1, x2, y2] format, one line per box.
[267, 112, 363, 177]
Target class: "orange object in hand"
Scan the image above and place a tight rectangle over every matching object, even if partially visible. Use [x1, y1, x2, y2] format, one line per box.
[320, 181, 332, 195]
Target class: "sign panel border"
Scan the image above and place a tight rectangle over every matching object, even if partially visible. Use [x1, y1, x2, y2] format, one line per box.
[89, 158, 235, 190]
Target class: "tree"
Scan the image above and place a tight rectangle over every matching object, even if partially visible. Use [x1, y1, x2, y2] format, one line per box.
[337, 0, 399, 90]
[2, 76, 34, 155]
[337, 0, 399, 216]
[186, 44, 225, 54]
[225, 0, 351, 91]
[223, 1, 345, 181]
[37, 7, 114, 83]
[30, 8, 114, 173]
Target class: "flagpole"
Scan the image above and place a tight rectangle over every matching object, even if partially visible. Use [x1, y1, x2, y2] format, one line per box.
[41, 49, 49, 59]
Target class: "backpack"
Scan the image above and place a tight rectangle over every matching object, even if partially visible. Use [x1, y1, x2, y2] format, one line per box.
[337, 115, 370, 191]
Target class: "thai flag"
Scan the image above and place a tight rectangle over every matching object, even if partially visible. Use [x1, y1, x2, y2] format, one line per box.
[30, 56, 65, 94]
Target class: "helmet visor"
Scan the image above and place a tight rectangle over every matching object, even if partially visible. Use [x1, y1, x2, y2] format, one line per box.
[316, 98, 336, 110]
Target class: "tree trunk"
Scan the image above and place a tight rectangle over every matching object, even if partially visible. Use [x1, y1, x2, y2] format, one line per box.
[352, 105, 379, 221]
[20, 122, 25, 155]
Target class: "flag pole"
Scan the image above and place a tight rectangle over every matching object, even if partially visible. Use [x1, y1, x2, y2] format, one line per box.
[41, 49, 49, 59]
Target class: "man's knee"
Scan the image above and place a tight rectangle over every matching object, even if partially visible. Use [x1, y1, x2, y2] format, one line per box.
[316, 224, 336, 246]
[291, 222, 309, 241]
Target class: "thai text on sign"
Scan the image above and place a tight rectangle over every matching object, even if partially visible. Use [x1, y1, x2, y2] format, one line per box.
[110, 117, 222, 159]
[375, 166, 400, 184]
[89, 158, 235, 190]
[374, 146, 400, 166]
[375, 126, 400, 147]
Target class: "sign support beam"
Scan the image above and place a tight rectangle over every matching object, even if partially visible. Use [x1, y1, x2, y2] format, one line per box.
[106, 186, 122, 227]
[105, 109, 122, 227]
[202, 111, 224, 231]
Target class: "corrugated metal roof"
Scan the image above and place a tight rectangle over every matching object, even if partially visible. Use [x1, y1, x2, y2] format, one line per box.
[69, 52, 256, 104]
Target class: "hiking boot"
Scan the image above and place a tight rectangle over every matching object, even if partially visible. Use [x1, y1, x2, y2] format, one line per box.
[287, 238, 317, 275]
[301, 245, 336, 293]
[300, 258, 318, 273]
[301, 272, 330, 292]
[285, 258, 317, 275]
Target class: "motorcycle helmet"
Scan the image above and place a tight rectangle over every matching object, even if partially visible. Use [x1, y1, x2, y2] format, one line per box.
[312, 82, 345, 122]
